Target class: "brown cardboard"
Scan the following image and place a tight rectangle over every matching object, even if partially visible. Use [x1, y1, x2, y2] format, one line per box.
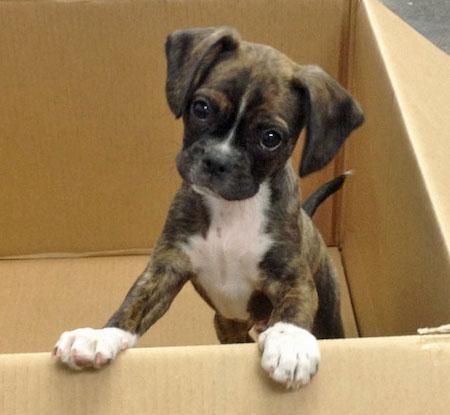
[0, 0, 349, 257]
[0, 254, 216, 354]
[1, 0, 450, 413]
[342, 0, 450, 336]
[0, 248, 356, 354]
[1, 335, 450, 415]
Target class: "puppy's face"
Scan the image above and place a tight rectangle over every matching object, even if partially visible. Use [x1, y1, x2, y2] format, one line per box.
[177, 47, 305, 200]
[165, 27, 364, 201]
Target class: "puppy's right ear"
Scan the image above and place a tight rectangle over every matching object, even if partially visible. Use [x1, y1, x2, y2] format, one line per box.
[294, 65, 364, 177]
[165, 27, 241, 118]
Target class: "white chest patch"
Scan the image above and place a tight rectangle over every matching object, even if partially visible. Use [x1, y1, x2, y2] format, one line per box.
[181, 183, 273, 320]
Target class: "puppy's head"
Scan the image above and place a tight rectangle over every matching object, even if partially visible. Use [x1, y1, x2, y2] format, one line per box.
[165, 27, 363, 201]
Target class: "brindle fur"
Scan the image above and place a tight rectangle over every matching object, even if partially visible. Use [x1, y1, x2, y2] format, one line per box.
[214, 314, 253, 344]
[107, 177, 342, 340]
[105, 26, 361, 342]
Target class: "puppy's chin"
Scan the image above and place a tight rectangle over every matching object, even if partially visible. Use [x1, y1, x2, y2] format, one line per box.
[191, 183, 259, 201]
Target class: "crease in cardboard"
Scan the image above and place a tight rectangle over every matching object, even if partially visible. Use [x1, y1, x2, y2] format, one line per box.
[0, 248, 153, 261]
[333, 0, 362, 246]
[336, 247, 361, 337]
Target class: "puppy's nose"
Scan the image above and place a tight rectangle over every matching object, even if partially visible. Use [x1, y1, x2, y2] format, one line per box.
[202, 155, 229, 177]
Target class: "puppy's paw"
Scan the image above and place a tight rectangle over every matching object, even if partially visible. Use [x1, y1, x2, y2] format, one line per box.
[52, 327, 137, 370]
[258, 322, 320, 389]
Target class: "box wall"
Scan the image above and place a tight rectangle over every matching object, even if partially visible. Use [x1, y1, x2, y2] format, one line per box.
[342, 0, 450, 336]
[1, 336, 450, 415]
[0, 0, 350, 257]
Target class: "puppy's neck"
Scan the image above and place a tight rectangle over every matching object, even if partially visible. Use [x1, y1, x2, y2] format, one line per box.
[193, 159, 299, 213]
[201, 181, 271, 226]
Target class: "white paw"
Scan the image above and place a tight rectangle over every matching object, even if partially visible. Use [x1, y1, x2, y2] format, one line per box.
[52, 327, 137, 370]
[258, 322, 320, 389]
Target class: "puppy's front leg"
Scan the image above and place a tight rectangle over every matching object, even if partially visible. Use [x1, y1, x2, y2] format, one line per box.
[214, 313, 253, 344]
[258, 269, 320, 389]
[53, 245, 192, 370]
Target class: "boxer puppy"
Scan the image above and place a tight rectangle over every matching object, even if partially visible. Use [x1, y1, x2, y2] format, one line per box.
[54, 27, 363, 389]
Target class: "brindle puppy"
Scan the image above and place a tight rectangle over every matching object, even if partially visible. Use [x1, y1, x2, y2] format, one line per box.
[53, 27, 363, 389]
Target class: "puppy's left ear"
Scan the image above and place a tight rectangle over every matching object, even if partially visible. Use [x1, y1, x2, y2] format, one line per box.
[294, 65, 364, 177]
[165, 26, 241, 118]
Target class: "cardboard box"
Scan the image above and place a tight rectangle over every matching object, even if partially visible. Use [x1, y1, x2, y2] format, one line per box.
[1, 0, 449, 413]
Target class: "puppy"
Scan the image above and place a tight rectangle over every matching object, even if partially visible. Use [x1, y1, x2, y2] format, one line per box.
[53, 27, 363, 389]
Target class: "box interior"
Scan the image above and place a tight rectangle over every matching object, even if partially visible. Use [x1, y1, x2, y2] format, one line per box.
[0, 0, 357, 354]
[0, 249, 358, 354]
[0, 0, 349, 257]
[2, 1, 450, 414]
[0, 0, 449, 354]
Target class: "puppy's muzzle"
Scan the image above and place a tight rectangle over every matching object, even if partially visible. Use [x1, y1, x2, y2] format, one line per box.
[201, 151, 230, 178]
[177, 141, 259, 200]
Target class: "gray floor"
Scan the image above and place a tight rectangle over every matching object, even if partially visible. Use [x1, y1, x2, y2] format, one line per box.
[380, 0, 449, 53]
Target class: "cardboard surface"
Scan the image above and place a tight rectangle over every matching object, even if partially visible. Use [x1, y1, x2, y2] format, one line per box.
[1, 0, 450, 413]
[342, 0, 450, 336]
[0, 255, 216, 354]
[1, 335, 449, 415]
[366, 0, 450, 248]
[0, 248, 356, 354]
[0, 0, 350, 257]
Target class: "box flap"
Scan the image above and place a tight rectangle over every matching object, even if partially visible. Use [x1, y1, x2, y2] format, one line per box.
[341, 0, 450, 336]
[1, 335, 449, 415]
[363, 0, 450, 255]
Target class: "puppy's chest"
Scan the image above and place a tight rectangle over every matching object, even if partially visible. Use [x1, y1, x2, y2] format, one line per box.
[182, 189, 273, 320]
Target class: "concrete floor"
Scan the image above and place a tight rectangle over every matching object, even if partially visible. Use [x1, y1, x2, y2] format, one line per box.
[380, 0, 450, 53]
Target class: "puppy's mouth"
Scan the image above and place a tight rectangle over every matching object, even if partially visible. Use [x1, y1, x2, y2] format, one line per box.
[191, 184, 220, 198]
[184, 166, 259, 201]
[189, 175, 259, 201]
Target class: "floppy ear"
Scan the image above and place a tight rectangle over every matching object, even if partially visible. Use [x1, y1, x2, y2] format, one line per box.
[165, 26, 241, 118]
[294, 65, 364, 177]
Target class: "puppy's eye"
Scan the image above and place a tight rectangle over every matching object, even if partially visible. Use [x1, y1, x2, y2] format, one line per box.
[191, 99, 211, 120]
[260, 129, 283, 151]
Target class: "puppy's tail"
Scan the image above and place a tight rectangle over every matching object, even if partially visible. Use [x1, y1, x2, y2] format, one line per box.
[302, 171, 352, 217]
